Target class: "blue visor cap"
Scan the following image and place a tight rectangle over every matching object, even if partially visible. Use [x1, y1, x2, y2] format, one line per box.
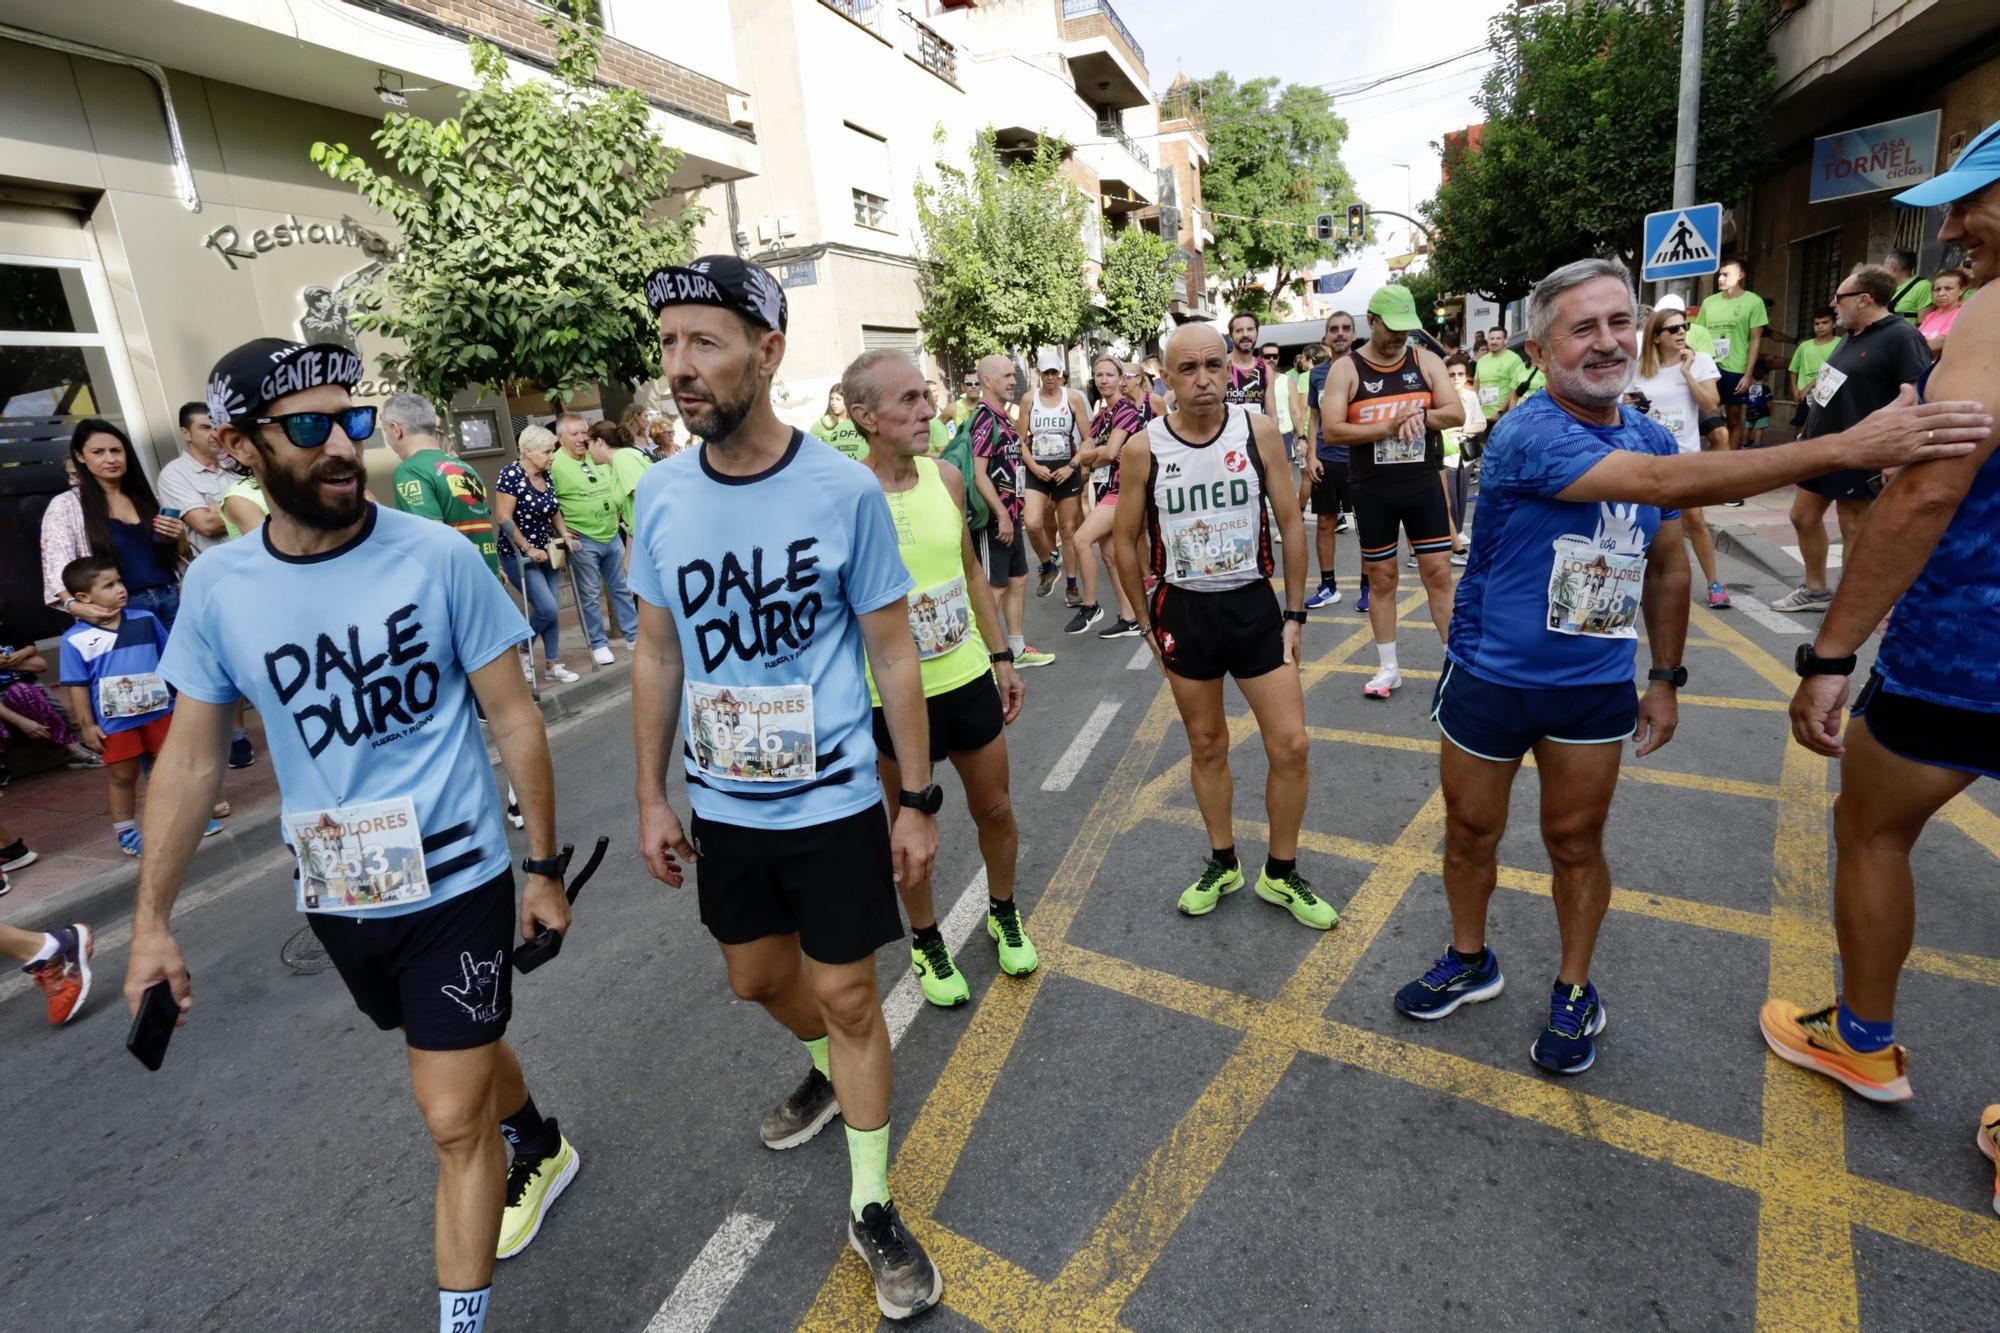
[1896, 117, 2000, 207]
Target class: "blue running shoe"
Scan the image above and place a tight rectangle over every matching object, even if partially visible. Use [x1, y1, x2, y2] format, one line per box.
[1304, 584, 1341, 610]
[117, 826, 142, 857]
[202, 818, 224, 838]
[1355, 582, 1370, 614]
[1530, 980, 1607, 1074]
[228, 734, 256, 769]
[1394, 946, 1504, 1019]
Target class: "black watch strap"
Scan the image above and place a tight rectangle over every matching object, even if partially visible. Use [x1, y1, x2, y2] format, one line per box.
[989, 649, 1015, 663]
[898, 784, 945, 815]
[1794, 643, 1858, 678]
[1647, 665, 1687, 688]
[520, 853, 564, 878]
[1281, 609, 1308, 624]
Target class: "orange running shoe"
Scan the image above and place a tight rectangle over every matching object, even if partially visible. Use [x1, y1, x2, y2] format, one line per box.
[25, 923, 93, 1026]
[1977, 1106, 2000, 1218]
[1759, 1000, 1912, 1103]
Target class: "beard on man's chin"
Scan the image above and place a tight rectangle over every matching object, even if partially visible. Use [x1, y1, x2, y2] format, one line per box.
[1550, 355, 1635, 408]
[681, 382, 760, 444]
[265, 457, 371, 531]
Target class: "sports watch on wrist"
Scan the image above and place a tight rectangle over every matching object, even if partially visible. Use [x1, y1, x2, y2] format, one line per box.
[1281, 609, 1308, 625]
[1794, 644, 1858, 678]
[520, 853, 564, 878]
[989, 649, 1015, 664]
[899, 784, 945, 815]
[1646, 665, 1688, 688]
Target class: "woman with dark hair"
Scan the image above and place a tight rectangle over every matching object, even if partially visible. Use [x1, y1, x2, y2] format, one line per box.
[40, 419, 186, 629]
[589, 418, 655, 534]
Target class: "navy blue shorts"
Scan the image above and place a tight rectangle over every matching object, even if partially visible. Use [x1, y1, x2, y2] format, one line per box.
[1852, 671, 2000, 782]
[1717, 369, 1746, 405]
[1431, 660, 1638, 762]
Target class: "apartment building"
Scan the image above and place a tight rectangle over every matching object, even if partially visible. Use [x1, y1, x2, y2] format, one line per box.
[725, 0, 1202, 409]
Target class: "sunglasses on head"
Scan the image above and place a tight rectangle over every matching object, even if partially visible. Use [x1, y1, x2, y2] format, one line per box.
[250, 405, 377, 448]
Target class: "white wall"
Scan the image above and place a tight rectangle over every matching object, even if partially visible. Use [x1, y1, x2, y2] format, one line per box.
[604, 0, 742, 90]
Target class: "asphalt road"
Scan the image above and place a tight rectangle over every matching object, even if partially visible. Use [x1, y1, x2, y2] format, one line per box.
[6, 525, 2000, 1332]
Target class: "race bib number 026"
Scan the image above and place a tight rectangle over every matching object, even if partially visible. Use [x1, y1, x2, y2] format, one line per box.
[687, 680, 816, 783]
[288, 795, 431, 912]
[1546, 536, 1646, 639]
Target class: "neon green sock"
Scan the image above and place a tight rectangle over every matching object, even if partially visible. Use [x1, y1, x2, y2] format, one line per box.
[803, 1034, 830, 1078]
[845, 1122, 891, 1219]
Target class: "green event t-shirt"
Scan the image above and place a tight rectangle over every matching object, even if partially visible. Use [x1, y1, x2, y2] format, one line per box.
[1473, 349, 1528, 418]
[1695, 290, 1769, 373]
[815, 414, 866, 462]
[547, 448, 621, 542]
[1787, 335, 1839, 395]
[927, 417, 950, 455]
[1892, 276, 1932, 320]
[391, 446, 500, 574]
[609, 445, 653, 532]
[1684, 322, 1716, 357]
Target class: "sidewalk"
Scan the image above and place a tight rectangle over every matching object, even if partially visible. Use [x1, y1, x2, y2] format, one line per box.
[0, 592, 632, 927]
[1711, 485, 1840, 585]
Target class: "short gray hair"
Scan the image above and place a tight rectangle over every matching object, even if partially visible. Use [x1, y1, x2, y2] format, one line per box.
[380, 392, 439, 437]
[1526, 258, 1635, 350]
[840, 350, 918, 426]
[516, 424, 557, 459]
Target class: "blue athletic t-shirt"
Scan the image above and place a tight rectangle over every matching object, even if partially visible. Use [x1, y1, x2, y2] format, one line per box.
[1307, 360, 1349, 463]
[60, 610, 172, 733]
[1448, 392, 1680, 689]
[627, 431, 914, 830]
[159, 505, 530, 918]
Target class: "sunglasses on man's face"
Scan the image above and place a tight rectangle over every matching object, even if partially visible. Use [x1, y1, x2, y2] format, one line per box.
[250, 406, 377, 449]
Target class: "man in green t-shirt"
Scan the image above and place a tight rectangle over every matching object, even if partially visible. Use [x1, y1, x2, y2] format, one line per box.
[1695, 259, 1769, 450]
[1786, 308, 1841, 429]
[1472, 326, 1529, 419]
[549, 411, 639, 664]
[383, 393, 500, 575]
[1883, 248, 1932, 323]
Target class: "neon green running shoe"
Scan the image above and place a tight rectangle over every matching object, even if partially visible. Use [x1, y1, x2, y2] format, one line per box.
[1255, 868, 1339, 930]
[497, 1128, 579, 1259]
[1016, 644, 1056, 668]
[986, 901, 1039, 976]
[911, 936, 970, 1008]
[1177, 858, 1245, 916]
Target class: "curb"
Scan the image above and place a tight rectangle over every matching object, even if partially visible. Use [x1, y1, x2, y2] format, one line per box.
[1, 657, 632, 933]
[1713, 522, 1798, 586]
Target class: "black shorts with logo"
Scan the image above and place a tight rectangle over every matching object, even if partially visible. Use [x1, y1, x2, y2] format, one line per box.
[1354, 473, 1453, 562]
[1852, 671, 2000, 782]
[690, 806, 904, 964]
[308, 870, 516, 1052]
[979, 523, 1030, 585]
[1799, 468, 1880, 502]
[1024, 466, 1086, 500]
[1150, 580, 1286, 682]
[872, 672, 1005, 764]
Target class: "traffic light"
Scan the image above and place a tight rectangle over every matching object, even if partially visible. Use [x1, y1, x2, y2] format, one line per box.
[1314, 212, 1335, 242]
[1347, 204, 1365, 240]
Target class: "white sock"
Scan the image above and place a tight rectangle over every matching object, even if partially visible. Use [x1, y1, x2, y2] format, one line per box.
[26, 932, 59, 966]
[114, 819, 136, 834]
[1007, 633, 1025, 655]
[440, 1287, 489, 1333]
[1375, 642, 1399, 674]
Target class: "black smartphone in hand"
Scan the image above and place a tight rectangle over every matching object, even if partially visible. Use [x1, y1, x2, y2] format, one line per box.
[126, 981, 179, 1071]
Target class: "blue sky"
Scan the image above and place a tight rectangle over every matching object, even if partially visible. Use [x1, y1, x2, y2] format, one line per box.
[1137, 0, 1515, 263]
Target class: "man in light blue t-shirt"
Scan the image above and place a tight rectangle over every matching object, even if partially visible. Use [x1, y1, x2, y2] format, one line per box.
[629, 255, 945, 1320]
[1386, 258, 1989, 1083]
[125, 337, 583, 1333]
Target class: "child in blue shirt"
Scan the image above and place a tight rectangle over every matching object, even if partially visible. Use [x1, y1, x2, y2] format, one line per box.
[58, 557, 217, 856]
[1744, 362, 1773, 446]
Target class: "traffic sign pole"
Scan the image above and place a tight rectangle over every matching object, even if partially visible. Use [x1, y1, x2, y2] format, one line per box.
[1667, 0, 1704, 303]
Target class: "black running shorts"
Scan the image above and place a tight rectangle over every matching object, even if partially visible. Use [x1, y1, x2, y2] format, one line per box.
[873, 672, 1005, 764]
[1852, 671, 2000, 782]
[1150, 580, 1286, 682]
[1311, 458, 1351, 519]
[690, 806, 904, 964]
[1024, 467, 1086, 500]
[308, 870, 516, 1051]
[1355, 473, 1453, 563]
[980, 524, 1030, 586]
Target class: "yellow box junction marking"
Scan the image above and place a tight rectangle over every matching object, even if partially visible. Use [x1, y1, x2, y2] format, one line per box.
[796, 594, 2000, 1330]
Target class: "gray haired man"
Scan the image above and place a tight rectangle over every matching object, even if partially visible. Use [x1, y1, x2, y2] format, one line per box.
[1390, 257, 1991, 1079]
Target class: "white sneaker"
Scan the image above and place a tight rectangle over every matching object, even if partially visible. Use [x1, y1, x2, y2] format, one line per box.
[546, 662, 581, 684]
[591, 645, 615, 666]
[1363, 667, 1401, 699]
[619, 640, 637, 655]
[1770, 586, 1835, 613]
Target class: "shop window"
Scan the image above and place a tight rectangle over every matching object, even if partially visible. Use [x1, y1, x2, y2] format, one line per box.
[1786, 229, 1843, 338]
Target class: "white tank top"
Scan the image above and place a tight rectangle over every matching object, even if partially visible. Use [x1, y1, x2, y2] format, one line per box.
[1144, 407, 1273, 592]
[1027, 391, 1078, 464]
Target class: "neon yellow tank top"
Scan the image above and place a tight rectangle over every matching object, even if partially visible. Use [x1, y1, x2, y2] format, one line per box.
[868, 457, 988, 703]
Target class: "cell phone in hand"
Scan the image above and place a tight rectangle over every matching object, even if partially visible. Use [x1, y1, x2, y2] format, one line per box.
[126, 980, 179, 1071]
[158, 507, 182, 519]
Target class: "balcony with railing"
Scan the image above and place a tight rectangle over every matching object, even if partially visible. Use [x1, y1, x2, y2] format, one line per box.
[1062, 0, 1143, 67]
[1095, 118, 1151, 172]
[899, 10, 958, 85]
[1061, 0, 1148, 110]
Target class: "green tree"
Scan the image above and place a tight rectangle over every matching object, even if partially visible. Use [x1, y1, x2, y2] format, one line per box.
[1097, 224, 1186, 352]
[1426, 0, 1776, 304]
[310, 1, 702, 404]
[1178, 74, 1363, 317]
[913, 129, 1092, 370]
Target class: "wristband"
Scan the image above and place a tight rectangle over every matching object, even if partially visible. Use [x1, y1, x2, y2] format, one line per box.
[1281, 609, 1308, 625]
[989, 649, 1015, 664]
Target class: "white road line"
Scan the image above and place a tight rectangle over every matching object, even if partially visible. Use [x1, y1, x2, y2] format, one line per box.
[881, 868, 989, 1046]
[1730, 593, 1812, 637]
[1780, 543, 1841, 569]
[645, 1211, 779, 1333]
[1041, 699, 1123, 792]
[1126, 642, 1154, 670]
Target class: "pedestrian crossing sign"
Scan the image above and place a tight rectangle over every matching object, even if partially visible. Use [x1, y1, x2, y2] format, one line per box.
[1641, 203, 1723, 281]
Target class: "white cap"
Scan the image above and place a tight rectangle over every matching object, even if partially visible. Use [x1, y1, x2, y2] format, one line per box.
[1037, 350, 1063, 372]
[1653, 293, 1687, 313]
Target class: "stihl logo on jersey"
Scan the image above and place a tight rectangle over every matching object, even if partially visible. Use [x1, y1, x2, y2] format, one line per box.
[1354, 398, 1428, 424]
[1224, 450, 1247, 474]
[1161, 461, 1182, 477]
